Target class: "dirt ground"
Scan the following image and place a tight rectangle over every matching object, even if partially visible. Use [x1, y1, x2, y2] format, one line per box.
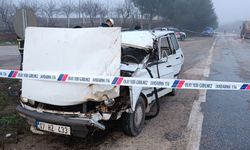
[0, 37, 214, 150]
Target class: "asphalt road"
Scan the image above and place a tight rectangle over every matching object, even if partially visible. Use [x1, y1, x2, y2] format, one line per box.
[0, 45, 20, 69]
[0, 37, 213, 150]
[200, 35, 250, 149]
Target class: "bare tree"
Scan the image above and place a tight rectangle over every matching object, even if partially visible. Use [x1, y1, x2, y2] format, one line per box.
[114, 5, 122, 24]
[104, 0, 112, 18]
[115, 0, 134, 26]
[75, 0, 83, 25]
[60, 0, 74, 28]
[41, 0, 58, 26]
[18, 0, 41, 16]
[77, 0, 87, 25]
[129, 6, 141, 27]
[99, 6, 108, 24]
[84, 0, 102, 27]
[131, 6, 140, 21]
[0, 0, 15, 31]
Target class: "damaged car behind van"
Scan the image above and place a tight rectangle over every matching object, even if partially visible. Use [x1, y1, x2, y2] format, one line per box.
[17, 27, 184, 137]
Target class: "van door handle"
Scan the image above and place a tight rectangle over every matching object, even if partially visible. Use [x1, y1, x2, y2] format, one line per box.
[176, 57, 180, 60]
[166, 65, 172, 68]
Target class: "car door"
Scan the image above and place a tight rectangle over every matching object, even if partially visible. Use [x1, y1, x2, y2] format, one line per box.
[167, 33, 184, 77]
[154, 36, 175, 98]
[158, 36, 175, 79]
[142, 37, 174, 102]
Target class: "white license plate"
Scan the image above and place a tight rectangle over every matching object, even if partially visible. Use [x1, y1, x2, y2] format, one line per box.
[36, 121, 71, 135]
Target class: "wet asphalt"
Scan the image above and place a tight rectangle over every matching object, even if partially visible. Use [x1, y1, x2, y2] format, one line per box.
[0, 45, 20, 69]
[200, 35, 250, 149]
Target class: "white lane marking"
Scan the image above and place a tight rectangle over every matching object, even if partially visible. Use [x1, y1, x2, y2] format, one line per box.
[187, 39, 217, 150]
[204, 40, 216, 77]
[187, 100, 204, 150]
[198, 90, 207, 103]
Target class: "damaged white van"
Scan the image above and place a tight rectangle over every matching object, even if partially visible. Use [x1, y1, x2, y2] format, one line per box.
[17, 27, 184, 137]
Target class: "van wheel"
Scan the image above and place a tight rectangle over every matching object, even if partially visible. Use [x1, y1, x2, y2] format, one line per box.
[122, 96, 145, 137]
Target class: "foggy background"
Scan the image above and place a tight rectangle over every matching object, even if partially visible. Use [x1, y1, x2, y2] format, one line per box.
[212, 0, 250, 32]
[212, 0, 250, 24]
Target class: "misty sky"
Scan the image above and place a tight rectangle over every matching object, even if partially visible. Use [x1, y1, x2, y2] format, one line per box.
[212, 0, 250, 25]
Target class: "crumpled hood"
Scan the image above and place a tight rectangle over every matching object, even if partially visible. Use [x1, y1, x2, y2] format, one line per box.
[22, 27, 121, 106]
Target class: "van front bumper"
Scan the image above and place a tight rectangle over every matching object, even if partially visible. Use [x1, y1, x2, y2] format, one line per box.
[16, 105, 106, 137]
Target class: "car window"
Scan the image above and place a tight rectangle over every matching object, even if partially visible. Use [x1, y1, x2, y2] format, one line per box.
[170, 34, 179, 51]
[160, 37, 172, 57]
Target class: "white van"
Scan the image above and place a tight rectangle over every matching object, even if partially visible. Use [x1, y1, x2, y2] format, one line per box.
[17, 28, 184, 137]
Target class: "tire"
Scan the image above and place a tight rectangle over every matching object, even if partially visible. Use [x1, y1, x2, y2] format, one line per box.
[122, 96, 146, 137]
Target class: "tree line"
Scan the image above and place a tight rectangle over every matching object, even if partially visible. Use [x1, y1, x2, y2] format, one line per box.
[0, 0, 140, 31]
[0, 0, 217, 32]
[133, 0, 218, 31]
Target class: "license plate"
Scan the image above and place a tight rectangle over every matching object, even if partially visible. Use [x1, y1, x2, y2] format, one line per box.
[36, 121, 71, 135]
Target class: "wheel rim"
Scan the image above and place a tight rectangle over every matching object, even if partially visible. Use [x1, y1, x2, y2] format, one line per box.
[134, 104, 143, 127]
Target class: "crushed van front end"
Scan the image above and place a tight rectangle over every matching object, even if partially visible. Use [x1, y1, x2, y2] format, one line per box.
[17, 105, 103, 137]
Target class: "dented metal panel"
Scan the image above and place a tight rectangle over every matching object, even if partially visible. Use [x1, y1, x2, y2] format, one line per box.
[22, 27, 121, 106]
[122, 31, 155, 50]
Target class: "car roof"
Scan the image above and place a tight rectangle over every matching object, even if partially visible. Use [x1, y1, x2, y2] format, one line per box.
[153, 30, 174, 37]
[122, 30, 174, 50]
[154, 27, 179, 30]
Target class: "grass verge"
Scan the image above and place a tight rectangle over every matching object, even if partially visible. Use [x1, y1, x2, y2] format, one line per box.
[0, 92, 8, 110]
[0, 114, 25, 126]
